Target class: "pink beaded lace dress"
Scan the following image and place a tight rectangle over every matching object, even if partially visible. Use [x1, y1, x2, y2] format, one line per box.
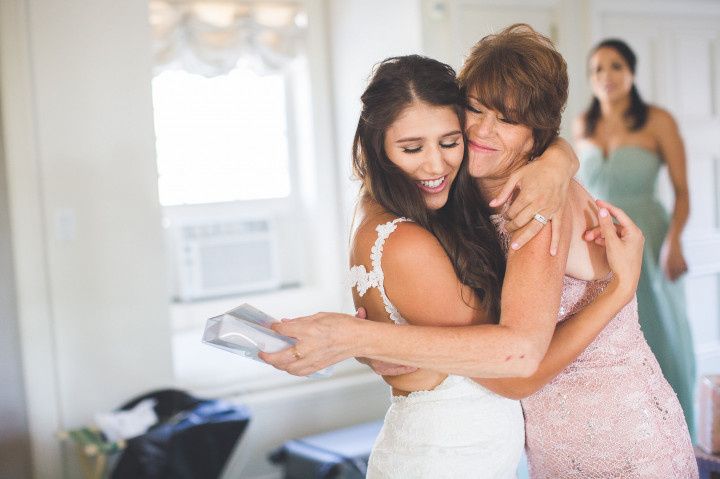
[496, 215, 698, 478]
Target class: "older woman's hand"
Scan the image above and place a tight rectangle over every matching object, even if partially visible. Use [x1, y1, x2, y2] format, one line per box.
[491, 137, 578, 255]
[258, 312, 361, 377]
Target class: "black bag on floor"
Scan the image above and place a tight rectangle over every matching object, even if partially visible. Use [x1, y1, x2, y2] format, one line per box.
[111, 388, 250, 479]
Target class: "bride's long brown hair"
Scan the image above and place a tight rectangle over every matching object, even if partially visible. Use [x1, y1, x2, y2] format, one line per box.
[352, 55, 506, 320]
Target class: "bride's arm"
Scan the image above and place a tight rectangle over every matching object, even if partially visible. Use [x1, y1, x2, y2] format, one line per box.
[354, 221, 484, 392]
[261, 203, 570, 378]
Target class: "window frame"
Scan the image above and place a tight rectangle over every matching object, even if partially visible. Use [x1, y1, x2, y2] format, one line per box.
[166, 0, 352, 393]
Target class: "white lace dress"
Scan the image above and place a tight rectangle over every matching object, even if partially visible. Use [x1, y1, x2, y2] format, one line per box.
[351, 218, 525, 479]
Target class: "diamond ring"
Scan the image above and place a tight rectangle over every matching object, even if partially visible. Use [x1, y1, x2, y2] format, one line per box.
[533, 213, 549, 225]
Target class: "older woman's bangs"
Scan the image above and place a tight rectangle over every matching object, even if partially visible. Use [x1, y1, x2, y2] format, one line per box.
[464, 56, 530, 125]
[458, 24, 568, 158]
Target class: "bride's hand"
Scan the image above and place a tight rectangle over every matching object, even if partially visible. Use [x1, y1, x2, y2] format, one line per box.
[358, 357, 418, 376]
[492, 138, 578, 256]
[259, 312, 361, 376]
[589, 199, 644, 298]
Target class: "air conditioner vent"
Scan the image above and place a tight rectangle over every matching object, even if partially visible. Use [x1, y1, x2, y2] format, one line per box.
[170, 216, 281, 301]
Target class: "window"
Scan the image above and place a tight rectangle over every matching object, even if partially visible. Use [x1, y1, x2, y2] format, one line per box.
[149, 2, 314, 302]
[152, 66, 292, 206]
[149, 0, 351, 390]
[148, 0, 308, 208]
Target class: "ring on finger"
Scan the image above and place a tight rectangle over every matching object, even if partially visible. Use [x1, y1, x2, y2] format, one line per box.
[292, 346, 303, 360]
[533, 213, 549, 225]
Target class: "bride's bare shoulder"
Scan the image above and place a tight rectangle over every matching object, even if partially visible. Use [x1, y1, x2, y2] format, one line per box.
[349, 200, 436, 269]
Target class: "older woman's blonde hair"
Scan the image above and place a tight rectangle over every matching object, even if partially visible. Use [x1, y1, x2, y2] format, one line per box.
[459, 23, 568, 160]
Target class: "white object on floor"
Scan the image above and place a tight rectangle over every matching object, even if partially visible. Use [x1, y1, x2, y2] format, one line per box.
[93, 398, 158, 442]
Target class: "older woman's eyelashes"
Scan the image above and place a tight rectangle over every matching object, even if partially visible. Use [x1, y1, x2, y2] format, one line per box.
[466, 102, 516, 125]
[465, 102, 482, 114]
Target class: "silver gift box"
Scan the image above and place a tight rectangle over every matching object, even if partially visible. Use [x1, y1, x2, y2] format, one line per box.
[202, 303, 332, 377]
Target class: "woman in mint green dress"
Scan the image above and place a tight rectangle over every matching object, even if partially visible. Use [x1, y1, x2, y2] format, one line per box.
[574, 38, 696, 438]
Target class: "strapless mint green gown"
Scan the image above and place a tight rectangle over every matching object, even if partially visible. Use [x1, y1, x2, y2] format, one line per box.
[579, 145, 696, 439]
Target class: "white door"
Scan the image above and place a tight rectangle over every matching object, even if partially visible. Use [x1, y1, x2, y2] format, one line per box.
[422, 0, 557, 70]
[594, 2, 720, 379]
[421, 0, 590, 133]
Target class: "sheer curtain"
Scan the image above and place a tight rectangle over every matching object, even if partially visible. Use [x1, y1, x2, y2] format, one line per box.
[149, 1, 307, 77]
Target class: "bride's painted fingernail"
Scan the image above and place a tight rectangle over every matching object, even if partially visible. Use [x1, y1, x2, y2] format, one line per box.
[599, 208, 609, 218]
[511, 242, 519, 250]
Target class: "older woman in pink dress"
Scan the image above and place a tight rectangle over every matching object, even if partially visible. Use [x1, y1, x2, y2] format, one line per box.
[264, 25, 697, 477]
[459, 26, 697, 477]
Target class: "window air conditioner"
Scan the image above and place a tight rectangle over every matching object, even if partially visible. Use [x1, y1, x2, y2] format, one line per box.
[169, 216, 281, 301]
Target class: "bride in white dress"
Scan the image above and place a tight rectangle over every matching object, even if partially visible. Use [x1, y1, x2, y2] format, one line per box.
[343, 55, 560, 478]
[352, 215, 524, 478]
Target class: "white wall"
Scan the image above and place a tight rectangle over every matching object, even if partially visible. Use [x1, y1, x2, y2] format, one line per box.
[329, 0, 425, 250]
[0, 102, 32, 479]
[28, 0, 175, 423]
[421, 0, 593, 140]
[1, 0, 174, 476]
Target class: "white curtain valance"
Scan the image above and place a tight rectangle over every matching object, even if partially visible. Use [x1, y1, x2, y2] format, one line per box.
[149, 1, 307, 77]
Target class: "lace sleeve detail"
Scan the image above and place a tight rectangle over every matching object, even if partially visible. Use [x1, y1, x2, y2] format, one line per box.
[348, 217, 411, 325]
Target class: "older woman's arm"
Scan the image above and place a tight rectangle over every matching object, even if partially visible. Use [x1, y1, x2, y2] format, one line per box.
[261, 204, 570, 378]
[477, 200, 644, 398]
[352, 201, 642, 398]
